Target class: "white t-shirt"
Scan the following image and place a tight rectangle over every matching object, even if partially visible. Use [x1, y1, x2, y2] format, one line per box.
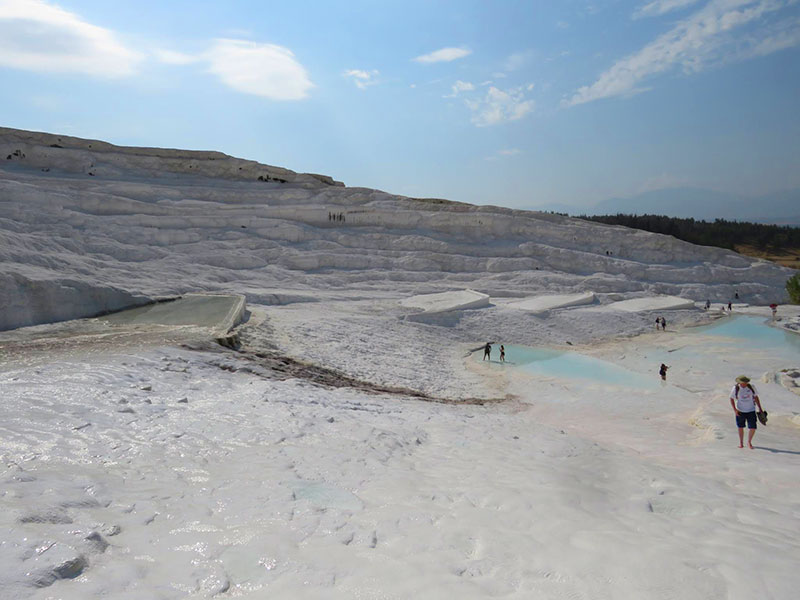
[730, 383, 758, 412]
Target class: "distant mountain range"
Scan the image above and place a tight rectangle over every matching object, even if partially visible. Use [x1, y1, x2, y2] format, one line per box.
[530, 187, 800, 226]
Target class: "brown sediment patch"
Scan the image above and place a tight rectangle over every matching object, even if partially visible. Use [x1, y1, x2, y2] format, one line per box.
[188, 342, 508, 406]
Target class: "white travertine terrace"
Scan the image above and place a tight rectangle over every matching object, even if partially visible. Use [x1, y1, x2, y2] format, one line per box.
[0, 125, 794, 332]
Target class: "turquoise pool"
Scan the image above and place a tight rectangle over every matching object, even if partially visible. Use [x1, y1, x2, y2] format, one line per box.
[483, 316, 799, 389]
[693, 315, 800, 354]
[496, 346, 661, 389]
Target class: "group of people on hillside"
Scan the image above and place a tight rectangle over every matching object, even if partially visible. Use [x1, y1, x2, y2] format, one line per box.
[703, 299, 744, 312]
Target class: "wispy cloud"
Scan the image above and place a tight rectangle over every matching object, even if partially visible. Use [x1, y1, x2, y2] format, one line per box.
[444, 80, 475, 97]
[486, 148, 522, 161]
[465, 86, 534, 127]
[0, 0, 142, 77]
[206, 39, 313, 100]
[153, 49, 201, 65]
[413, 47, 471, 63]
[740, 14, 800, 58]
[633, 0, 702, 19]
[503, 50, 535, 72]
[30, 94, 63, 111]
[343, 69, 379, 89]
[566, 0, 800, 107]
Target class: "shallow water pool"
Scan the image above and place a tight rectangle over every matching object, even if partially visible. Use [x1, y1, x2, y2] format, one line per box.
[481, 316, 800, 390]
[693, 315, 800, 355]
[496, 346, 661, 389]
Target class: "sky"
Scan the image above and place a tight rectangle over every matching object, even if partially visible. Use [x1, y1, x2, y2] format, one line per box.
[1, 0, 799, 212]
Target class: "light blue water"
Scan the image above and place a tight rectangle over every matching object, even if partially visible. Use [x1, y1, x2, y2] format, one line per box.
[693, 315, 800, 354]
[487, 316, 799, 390]
[499, 346, 661, 389]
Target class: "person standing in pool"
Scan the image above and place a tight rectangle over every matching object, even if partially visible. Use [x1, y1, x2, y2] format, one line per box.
[483, 342, 492, 361]
[730, 375, 763, 449]
[659, 363, 669, 381]
[500, 345, 505, 362]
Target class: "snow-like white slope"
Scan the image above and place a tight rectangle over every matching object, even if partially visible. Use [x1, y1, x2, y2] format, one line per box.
[3, 128, 800, 600]
[399, 289, 490, 313]
[603, 295, 697, 312]
[1, 127, 794, 330]
[2, 303, 800, 599]
[505, 292, 596, 313]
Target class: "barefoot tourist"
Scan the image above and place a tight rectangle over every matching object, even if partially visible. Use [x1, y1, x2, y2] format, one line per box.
[483, 342, 492, 361]
[730, 375, 763, 449]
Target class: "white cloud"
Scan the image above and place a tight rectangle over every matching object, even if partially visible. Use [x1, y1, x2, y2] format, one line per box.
[486, 148, 522, 161]
[343, 68, 379, 89]
[0, 0, 142, 77]
[153, 49, 201, 65]
[30, 94, 62, 111]
[413, 47, 471, 63]
[739, 14, 800, 58]
[566, 0, 800, 107]
[206, 39, 313, 100]
[503, 50, 535, 72]
[465, 86, 534, 127]
[634, 0, 702, 19]
[444, 80, 475, 97]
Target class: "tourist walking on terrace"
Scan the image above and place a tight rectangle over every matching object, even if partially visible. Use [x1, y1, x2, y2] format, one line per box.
[483, 342, 492, 361]
[659, 363, 669, 381]
[730, 375, 764, 449]
[500, 345, 505, 362]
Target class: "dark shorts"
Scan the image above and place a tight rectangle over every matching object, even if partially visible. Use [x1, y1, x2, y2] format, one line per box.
[736, 411, 757, 429]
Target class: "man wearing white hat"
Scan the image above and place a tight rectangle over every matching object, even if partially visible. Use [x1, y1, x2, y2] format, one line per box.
[730, 375, 763, 449]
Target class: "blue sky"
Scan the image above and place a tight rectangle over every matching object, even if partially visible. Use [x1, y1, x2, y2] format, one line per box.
[1, 0, 799, 211]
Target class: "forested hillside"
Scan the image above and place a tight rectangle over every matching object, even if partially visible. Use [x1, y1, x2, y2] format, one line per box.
[579, 214, 800, 268]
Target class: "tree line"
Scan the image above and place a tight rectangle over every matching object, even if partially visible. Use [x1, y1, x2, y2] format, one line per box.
[576, 214, 800, 252]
